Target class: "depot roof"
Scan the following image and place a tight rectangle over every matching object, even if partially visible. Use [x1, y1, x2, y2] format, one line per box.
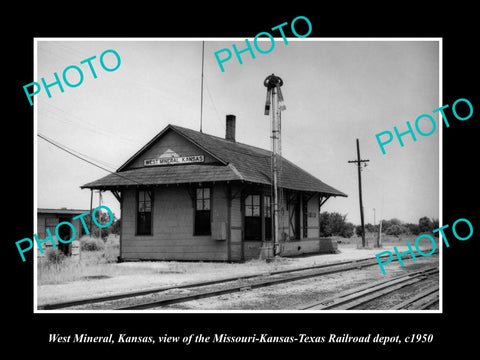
[81, 124, 347, 197]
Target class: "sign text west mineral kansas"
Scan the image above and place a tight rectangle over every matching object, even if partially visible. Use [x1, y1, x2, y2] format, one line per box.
[144, 155, 205, 166]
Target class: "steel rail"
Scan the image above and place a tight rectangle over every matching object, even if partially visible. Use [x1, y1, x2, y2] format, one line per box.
[390, 286, 439, 310]
[38, 255, 379, 310]
[38, 250, 438, 310]
[116, 260, 381, 310]
[298, 267, 438, 310]
[116, 258, 438, 310]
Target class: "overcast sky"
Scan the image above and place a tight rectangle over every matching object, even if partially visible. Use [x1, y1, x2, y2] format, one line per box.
[36, 39, 440, 225]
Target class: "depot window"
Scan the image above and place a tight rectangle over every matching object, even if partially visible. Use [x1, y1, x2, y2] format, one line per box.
[245, 194, 261, 240]
[137, 190, 153, 235]
[195, 187, 211, 235]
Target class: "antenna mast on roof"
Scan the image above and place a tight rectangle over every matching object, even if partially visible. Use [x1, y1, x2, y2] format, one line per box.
[199, 41, 205, 133]
[264, 74, 286, 258]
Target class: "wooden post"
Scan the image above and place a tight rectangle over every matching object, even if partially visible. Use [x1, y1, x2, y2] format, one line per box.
[89, 189, 93, 235]
[98, 190, 102, 238]
[377, 220, 382, 248]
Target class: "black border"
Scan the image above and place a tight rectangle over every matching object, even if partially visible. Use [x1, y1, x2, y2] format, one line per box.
[7, 4, 478, 355]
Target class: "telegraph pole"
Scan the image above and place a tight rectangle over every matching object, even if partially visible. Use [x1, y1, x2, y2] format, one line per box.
[348, 139, 369, 247]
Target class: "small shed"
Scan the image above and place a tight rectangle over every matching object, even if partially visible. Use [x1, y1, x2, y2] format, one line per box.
[37, 208, 88, 260]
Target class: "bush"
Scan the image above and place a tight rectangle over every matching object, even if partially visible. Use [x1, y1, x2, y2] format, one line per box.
[405, 223, 420, 235]
[341, 222, 355, 238]
[80, 236, 105, 251]
[385, 224, 407, 236]
[356, 223, 379, 237]
[320, 212, 354, 238]
[355, 225, 362, 237]
[103, 235, 120, 263]
[45, 248, 66, 264]
[376, 217, 439, 236]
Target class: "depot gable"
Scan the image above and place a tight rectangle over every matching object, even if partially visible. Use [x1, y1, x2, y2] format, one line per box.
[118, 125, 225, 171]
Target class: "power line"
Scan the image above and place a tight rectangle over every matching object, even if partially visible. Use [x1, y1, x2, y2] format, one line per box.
[40, 130, 118, 170]
[37, 133, 144, 186]
[39, 100, 140, 146]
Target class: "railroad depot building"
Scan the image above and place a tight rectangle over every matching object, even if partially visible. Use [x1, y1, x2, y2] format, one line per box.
[82, 116, 347, 262]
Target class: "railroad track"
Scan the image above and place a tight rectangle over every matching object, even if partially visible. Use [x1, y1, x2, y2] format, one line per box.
[296, 266, 439, 310]
[38, 251, 438, 311]
[390, 286, 439, 310]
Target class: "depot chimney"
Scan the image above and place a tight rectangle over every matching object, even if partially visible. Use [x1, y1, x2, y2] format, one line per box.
[225, 114, 236, 142]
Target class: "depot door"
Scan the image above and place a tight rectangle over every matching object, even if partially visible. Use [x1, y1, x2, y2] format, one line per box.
[290, 196, 300, 240]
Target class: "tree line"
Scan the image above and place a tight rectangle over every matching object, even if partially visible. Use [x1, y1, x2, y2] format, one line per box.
[81, 209, 439, 240]
[80, 210, 121, 239]
[319, 212, 439, 238]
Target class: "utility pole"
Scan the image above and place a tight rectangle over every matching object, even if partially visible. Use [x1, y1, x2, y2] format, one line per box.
[98, 190, 102, 239]
[348, 139, 369, 248]
[89, 189, 93, 235]
[377, 220, 382, 248]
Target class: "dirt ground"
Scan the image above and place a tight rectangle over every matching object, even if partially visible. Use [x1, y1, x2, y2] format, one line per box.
[36, 240, 441, 309]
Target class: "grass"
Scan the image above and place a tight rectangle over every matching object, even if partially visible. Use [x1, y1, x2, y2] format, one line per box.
[37, 234, 121, 285]
[338, 232, 440, 256]
[37, 232, 438, 286]
[338, 233, 425, 246]
[37, 234, 192, 285]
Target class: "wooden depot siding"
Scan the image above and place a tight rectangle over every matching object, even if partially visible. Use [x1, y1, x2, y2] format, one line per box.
[120, 185, 228, 261]
[118, 184, 334, 262]
[229, 184, 243, 261]
[307, 194, 320, 239]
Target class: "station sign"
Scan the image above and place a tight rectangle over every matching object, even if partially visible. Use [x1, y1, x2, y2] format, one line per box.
[144, 155, 205, 166]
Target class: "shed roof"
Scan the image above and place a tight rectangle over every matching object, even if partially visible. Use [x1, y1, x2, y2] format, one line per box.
[81, 124, 347, 197]
[38, 208, 89, 215]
